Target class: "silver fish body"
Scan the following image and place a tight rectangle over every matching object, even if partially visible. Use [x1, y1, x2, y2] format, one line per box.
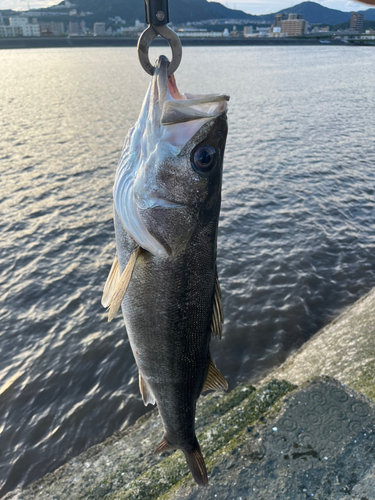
[105, 57, 229, 485]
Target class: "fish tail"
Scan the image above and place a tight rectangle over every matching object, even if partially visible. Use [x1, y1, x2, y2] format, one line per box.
[183, 443, 208, 487]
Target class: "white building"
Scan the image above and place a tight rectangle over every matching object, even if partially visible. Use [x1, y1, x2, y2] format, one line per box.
[9, 17, 40, 36]
[256, 27, 270, 37]
[0, 25, 23, 37]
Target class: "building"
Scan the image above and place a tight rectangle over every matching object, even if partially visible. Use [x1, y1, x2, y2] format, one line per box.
[93, 22, 106, 36]
[256, 27, 270, 37]
[39, 22, 65, 36]
[271, 27, 287, 38]
[135, 19, 145, 30]
[68, 21, 79, 35]
[176, 28, 222, 38]
[121, 20, 146, 36]
[350, 12, 364, 32]
[9, 17, 40, 36]
[0, 25, 23, 37]
[280, 13, 306, 37]
[0, 12, 4, 25]
[274, 13, 288, 27]
[243, 26, 253, 37]
[288, 13, 305, 20]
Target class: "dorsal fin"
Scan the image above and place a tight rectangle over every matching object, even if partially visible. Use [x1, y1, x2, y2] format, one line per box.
[101, 256, 120, 308]
[211, 275, 224, 339]
[107, 246, 140, 322]
[202, 359, 228, 392]
[154, 436, 174, 454]
[139, 373, 156, 406]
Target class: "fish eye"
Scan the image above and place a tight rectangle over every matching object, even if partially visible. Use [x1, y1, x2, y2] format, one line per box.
[193, 145, 216, 173]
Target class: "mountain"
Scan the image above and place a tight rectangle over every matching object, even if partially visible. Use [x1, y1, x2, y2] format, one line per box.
[260, 2, 351, 25]
[55, 0, 257, 24]
[359, 8, 375, 21]
[61, 1, 375, 25]
[2, 1, 374, 27]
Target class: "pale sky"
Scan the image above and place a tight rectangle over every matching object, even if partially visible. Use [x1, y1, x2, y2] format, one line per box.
[0, 0, 370, 15]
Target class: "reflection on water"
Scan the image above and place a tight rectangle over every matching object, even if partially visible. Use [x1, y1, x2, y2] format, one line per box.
[0, 46, 374, 496]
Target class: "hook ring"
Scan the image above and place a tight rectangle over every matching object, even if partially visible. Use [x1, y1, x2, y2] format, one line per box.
[137, 24, 182, 77]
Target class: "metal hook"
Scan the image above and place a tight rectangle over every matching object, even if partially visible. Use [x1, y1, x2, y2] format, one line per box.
[137, 24, 182, 77]
[137, 0, 182, 77]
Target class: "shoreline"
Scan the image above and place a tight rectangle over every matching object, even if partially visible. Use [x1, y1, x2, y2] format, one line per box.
[0, 36, 364, 50]
[4, 287, 375, 500]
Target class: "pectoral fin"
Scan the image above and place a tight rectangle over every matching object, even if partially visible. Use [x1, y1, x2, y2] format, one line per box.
[101, 256, 120, 308]
[139, 373, 156, 406]
[211, 275, 224, 339]
[107, 246, 140, 322]
[202, 359, 228, 392]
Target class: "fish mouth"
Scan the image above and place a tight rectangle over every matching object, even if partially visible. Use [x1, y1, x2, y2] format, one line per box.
[155, 56, 229, 132]
[114, 56, 229, 258]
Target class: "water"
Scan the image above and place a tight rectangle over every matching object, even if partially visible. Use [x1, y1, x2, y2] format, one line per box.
[0, 46, 374, 496]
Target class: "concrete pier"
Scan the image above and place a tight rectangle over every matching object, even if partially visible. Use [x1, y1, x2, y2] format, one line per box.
[5, 288, 375, 500]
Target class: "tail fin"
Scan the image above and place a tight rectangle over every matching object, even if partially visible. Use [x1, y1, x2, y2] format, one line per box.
[183, 443, 208, 487]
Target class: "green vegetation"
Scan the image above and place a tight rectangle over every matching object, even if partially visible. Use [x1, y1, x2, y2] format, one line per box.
[108, 380, 295, 500]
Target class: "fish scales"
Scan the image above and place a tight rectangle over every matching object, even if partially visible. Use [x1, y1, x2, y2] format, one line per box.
[115, 214, 216, 435]
[105, 56, 229, 486]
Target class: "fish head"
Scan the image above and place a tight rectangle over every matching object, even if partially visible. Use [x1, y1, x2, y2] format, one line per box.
[114, 56, 229, 257]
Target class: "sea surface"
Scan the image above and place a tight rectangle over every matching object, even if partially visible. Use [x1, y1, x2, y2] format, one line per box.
[0, 45, 374, 496]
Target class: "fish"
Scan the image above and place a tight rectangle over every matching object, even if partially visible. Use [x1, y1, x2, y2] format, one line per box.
[102, 56, 229, 486]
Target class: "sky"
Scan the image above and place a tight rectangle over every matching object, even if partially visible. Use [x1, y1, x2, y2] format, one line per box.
[0, 0, 370, 15]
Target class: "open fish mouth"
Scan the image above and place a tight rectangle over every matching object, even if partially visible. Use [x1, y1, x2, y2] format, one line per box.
[157, 56, 229, 148]
[113, 56, 229, 257]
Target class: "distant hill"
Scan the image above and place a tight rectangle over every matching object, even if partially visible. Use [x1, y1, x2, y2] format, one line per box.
[359, 8, 375, 21]
[1, 1, 375, 27]
[260, 2, 351, 24]
[55, 1, 375, 25]
[55, 0, 257, 24]
[261, 2, 375, 25]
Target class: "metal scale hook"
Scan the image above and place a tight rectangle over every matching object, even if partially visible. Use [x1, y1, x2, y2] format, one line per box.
[137, 0, 182, 77]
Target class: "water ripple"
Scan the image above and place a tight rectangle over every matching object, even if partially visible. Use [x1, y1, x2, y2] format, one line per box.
[0, 46, 374, 496]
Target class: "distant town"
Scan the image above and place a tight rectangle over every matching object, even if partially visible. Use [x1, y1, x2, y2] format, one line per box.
[0, 0, 374, 46]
